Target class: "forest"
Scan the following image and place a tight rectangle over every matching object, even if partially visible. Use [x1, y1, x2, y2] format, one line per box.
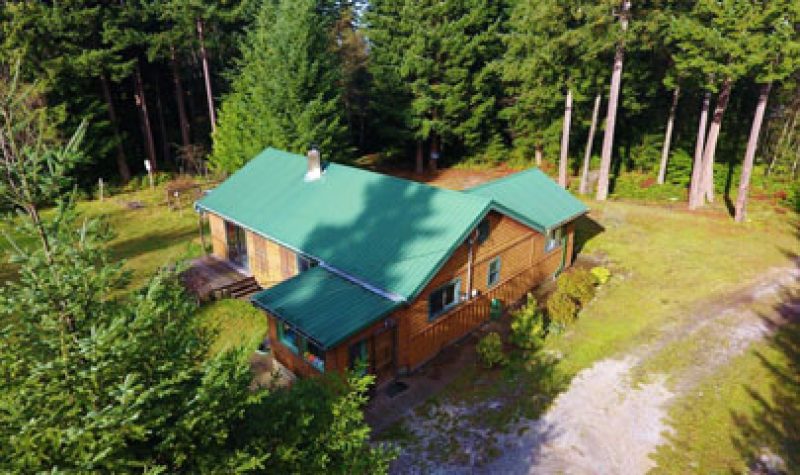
[1, 0, 798, 221]
[1, 0, 799, 472]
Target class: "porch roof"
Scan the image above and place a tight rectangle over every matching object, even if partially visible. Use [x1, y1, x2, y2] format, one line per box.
[251, 266, 401, 349]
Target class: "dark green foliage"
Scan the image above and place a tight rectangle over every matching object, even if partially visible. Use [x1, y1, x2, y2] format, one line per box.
[546, 288, 579, 327]
[211, 0, 350, 173]
[477, 332, 507, 368]
[0, 100, 394, 472]
[368, 0, 506, 163]
[556, 269, 596, 306]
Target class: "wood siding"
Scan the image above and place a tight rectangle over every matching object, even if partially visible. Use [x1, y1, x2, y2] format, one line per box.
[206, 211, 298, 286]
[208, 213, 228, 260]
[213, 208, 577, 384]
[394, 212, 576, 372]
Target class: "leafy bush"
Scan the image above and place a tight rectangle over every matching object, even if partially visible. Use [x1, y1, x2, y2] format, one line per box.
[510, 294, 546, 351]
[590, 266, 611, 285]
[476, 332, 506, 368]
[547, 289, 578, 327]
[556, 269, 596, 305]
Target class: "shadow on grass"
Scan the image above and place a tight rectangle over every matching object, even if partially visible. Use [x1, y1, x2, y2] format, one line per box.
[730, 283, 800, 474]
[110, 227, 197, 262]
[573, 214, 605, 255]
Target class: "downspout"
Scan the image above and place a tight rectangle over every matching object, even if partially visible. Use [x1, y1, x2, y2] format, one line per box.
[466, 230, 478, 300]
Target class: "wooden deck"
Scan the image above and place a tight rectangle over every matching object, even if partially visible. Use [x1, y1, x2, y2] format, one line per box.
[182, 256, 261, 301]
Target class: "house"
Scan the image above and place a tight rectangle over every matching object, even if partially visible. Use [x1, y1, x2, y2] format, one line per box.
[195, 147, 587, 383]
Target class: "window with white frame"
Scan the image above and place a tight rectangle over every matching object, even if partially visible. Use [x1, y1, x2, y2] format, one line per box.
[428, 278, 462, 321]
[544, 227, 563, 253]
[487, 257, 501, 287]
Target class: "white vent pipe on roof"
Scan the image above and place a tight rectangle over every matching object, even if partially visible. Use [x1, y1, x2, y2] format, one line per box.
[305, 146, 322, 182]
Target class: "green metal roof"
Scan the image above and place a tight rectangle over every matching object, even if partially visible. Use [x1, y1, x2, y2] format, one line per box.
[197, 148, 491, 300]
[467, 169, 588, 232]
[251, 266, 401, 348]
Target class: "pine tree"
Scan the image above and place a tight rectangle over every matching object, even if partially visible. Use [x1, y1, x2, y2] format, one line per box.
[378, 0, 505, 171]
[211, 0, 349, 173]
[671, 0, 765, 206]
[733, 0, 800, 222]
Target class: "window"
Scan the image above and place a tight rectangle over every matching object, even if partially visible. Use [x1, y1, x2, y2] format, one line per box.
[476, 218, 490, 244]
[304, 340, 326, 372]
[487, 257, 501, 287]
[349, 339, 369, 376]
[545, 227, 563, 253]
[428, 279, 462, 320]
[277, 321, 300, 354]
[296, 255, 318, 273]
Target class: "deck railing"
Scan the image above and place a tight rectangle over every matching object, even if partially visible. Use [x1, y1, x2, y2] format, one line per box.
[409, 260, 552, 365]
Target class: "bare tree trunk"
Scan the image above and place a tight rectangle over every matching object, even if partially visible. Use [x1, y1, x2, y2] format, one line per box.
[429, 135, 438, 173]
[657, 86, 680, 184]
[415, 140, 424, 174]
[559, 88, 573, 188]
[689, 91, 711, 209]
[596, 0, 631, 201]
[170, 45, 191, 148]
[196, 18, 217, 134]
[100, 73, 131, 183]
[134, 61, 158, 171]
[701, 78, 733, 204]
[535, 144, 543, 166]
[580, 94, 601, 195]
[734, 83, 771, 223]
[154, 73, 170, 165]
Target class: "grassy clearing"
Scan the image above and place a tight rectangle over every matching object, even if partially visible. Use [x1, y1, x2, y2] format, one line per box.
[0, 184, 265, 355]
[549, 200, 798, 377]
[651, 322, 799, 473]
[0, 185, 204, 289]
[197, 299, 268, 356]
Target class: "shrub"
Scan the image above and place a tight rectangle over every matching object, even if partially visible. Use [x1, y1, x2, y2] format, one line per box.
[476, 332, 506, 368]
[556, 269, 596, 305]
[590, 266, 611, 285]
[510, 294, 546, 351]
[547, 289, 578, 327]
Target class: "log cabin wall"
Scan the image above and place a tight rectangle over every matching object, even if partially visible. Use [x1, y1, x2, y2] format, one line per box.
[208, 213, 228, 260]
[206, 211, 298, 286]
[392, 211, 576, 372]
[266, 311, 391, 381]
[246, 231, 298, 288]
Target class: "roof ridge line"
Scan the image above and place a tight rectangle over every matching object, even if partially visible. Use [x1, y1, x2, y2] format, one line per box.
[463, 167, 538, 192]
[273, 148, 491, 204]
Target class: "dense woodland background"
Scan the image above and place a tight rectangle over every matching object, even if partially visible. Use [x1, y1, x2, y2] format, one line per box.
[1, 1, 799, 472]
[1, 0, 799, 221]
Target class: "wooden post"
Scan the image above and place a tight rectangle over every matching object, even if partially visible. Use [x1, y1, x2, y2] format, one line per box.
[145, 159, 154, 190]
[199, 213, 208, 255]
[559, 88, 573, 188]
[98, 178, 104, 202]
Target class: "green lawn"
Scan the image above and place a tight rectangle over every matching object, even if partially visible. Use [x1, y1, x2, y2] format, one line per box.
[651, 322, 799, 473]
[549, 200, 798, 376]
[0, 184, 266, 355]
[198, 299, 268, 356]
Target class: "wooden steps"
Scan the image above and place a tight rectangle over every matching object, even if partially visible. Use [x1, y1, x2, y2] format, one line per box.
[213, 276, 262, 300]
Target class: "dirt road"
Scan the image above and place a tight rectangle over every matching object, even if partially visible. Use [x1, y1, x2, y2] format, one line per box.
[482, 265, 799, 474]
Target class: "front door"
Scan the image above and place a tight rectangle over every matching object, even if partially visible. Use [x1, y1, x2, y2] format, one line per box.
[225, 222, 249, 271]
